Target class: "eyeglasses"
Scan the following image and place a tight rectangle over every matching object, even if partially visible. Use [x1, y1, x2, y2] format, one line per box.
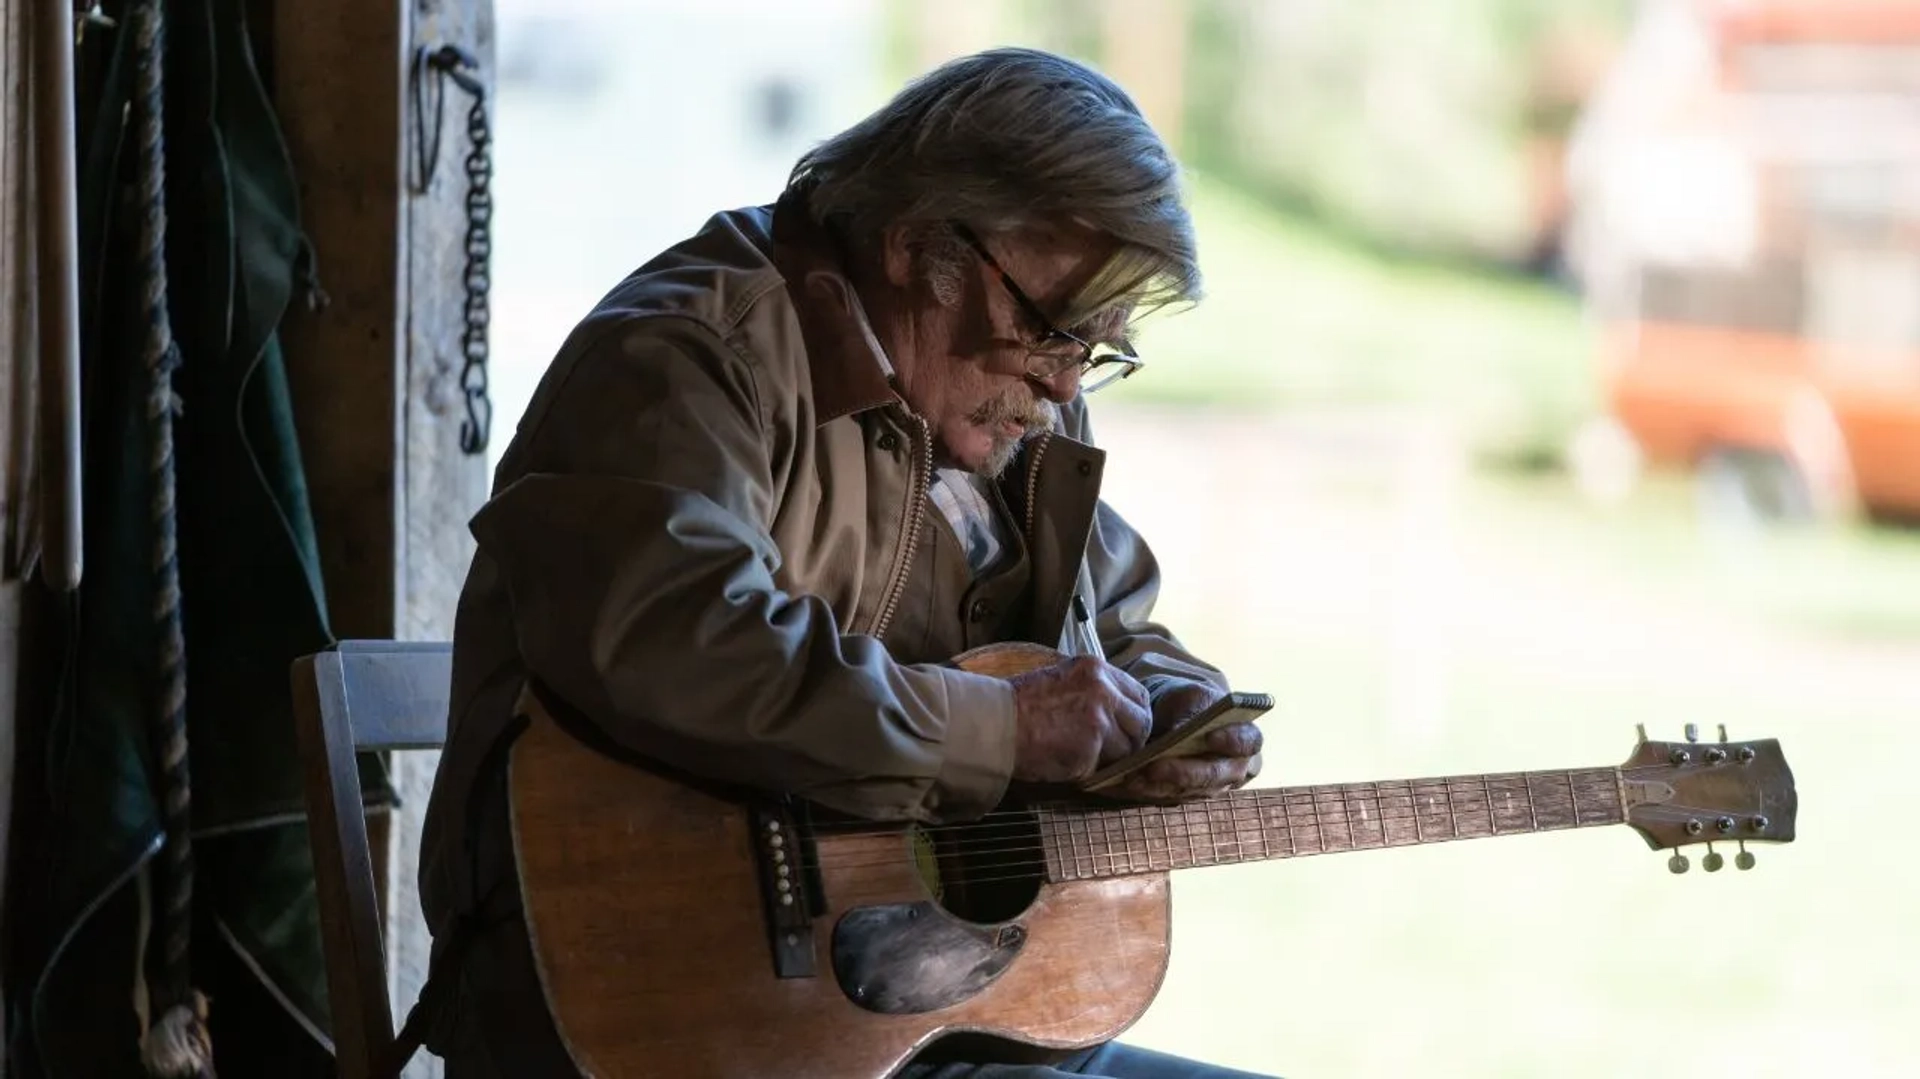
[952, 223, 1144, 395]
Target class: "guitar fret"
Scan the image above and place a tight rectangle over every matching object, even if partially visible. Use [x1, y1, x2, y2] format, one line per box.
[1074, 812, 1093, 879]
[1096, 811, 1113, 876]
[1090, 811, 1105, 875]
[1343, 786, 1358, 850]
[1061, 813, 1075, 880]
[1097, 812, 1117, 875]
[1127, 810, 1141, 872]
[1260, 793, 1290, 858]
[1132, 809, 1146, 873]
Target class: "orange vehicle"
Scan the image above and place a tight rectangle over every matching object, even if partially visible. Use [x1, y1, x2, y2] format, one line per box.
[1576, 1, 1920, 523]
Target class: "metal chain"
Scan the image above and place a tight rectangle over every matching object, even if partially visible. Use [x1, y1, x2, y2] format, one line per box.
[416, 45, 493, 456]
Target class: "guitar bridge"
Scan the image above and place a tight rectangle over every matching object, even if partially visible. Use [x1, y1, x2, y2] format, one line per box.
[750, 800, 820, 977]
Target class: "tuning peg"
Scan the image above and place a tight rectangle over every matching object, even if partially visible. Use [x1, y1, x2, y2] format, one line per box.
[1736, 841, 1755, 871]
[1685, 723, 1699, 743]
[1703, 844, 1724, 872]
[1668, 853, 1689, 874]
[1636, 722, 1648, 743]
[1718, 723, 1729, 742]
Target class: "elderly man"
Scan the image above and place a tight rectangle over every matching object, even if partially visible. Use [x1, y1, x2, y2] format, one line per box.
[415, 47, 1271, 1079]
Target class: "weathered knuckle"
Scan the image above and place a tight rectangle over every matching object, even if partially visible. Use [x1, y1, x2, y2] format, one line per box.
[1066, 655, 1104, 681]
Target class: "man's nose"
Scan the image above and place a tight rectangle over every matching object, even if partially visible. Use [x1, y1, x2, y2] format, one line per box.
[1029, 364, 1080, 403]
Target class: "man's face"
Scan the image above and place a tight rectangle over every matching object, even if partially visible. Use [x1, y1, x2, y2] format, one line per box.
[888, 225, 1121, 478]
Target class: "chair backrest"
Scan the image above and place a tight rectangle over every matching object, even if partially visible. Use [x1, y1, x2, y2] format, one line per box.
[291, 640, 453, 1079]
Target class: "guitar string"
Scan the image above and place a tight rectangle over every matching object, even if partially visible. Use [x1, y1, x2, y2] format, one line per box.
[798, 794, 1635, 867]
[802, 782, 1624, 866]
[789, 783, 1626, 877]
[790, 797, 1629, 892]
[829, 767, 1637, 832]
[811, 787, 1635, 889]
[709, 762, 1729, 894]
[793, 771, 1626, 862]
[803, 769, 1625, 837]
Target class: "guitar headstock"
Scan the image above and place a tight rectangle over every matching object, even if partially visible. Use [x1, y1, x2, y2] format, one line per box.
[1619, 723, 1797, 873]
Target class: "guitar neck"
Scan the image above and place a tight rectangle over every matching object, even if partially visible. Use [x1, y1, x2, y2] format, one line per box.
[1039, 767, 1625, 881]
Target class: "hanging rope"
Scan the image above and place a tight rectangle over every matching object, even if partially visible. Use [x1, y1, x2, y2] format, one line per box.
[129, 1, 213, 1075]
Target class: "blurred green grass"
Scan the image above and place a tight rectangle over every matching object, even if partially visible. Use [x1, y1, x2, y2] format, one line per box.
[1109, 172, 1599, 468]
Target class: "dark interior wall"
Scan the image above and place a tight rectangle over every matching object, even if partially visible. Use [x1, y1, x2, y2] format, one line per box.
[2, 0, 490, 1073]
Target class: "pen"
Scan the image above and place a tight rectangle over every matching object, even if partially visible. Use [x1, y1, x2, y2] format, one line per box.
[1071, 593, 1102, 658]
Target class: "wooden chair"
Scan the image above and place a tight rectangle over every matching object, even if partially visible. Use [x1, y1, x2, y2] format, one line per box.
[291, 640, 453, 1079]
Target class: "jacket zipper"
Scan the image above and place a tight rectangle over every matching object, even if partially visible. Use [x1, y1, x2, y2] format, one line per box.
[869, 414, 931, 641]
[1021, 431, 1098, 657]
[1021, 431, 1054, 544]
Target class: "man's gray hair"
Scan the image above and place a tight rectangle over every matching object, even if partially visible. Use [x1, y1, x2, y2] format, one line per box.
[787, 47, 1201, 326]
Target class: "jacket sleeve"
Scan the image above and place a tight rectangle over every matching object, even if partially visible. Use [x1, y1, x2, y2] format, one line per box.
[1067, 402, 1231, 703]
[468, 314, 1016, 823]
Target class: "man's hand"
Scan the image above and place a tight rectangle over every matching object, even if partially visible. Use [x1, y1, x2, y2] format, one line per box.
[1103, 681, 1263, 804]
[1007, 656, 1153, 784]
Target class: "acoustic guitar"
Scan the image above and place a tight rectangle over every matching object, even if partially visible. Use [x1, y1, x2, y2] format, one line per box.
[508, 643, 1798, 1078]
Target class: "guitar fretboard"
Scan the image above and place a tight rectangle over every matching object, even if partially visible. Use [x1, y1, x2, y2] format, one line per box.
[1039, 768, 1624, 881]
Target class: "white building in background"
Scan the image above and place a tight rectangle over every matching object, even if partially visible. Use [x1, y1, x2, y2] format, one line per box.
[487, 0, 885, 464]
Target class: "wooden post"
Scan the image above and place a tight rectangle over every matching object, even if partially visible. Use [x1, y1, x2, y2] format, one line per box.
[271, 1, 490, 1072]
[272, 0, 407, 645]
[909, 0, 1006, 71]
[391, 6, 491, 1073]
[1099, 0, 1189, 148]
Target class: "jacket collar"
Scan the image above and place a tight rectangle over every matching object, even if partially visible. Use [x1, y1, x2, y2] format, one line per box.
[769, 188, 901, 426]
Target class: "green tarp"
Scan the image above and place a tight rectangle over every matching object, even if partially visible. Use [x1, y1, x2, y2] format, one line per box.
[9, 2, 391, 1074]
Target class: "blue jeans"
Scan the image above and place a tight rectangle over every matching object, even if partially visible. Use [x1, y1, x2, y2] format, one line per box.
[898, 1042, 1278, 1078]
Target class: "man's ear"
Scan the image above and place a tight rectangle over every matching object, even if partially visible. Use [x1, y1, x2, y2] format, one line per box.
[878, 222, 918, 289]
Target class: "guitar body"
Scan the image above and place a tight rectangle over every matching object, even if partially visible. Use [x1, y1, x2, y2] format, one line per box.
[509, 643, 1171, 1079]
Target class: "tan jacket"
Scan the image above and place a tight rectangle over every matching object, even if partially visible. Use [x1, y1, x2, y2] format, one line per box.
[418, 191, 1225, 930]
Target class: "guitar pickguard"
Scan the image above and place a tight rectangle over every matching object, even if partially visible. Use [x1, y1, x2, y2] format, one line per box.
[830, 902, 1027, 1014]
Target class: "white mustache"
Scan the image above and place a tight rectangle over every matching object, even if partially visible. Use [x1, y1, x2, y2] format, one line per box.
[973, 393, 1057, 433]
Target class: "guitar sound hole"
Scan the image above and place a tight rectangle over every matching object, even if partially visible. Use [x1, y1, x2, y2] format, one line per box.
[911, 810, 1043, 924]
